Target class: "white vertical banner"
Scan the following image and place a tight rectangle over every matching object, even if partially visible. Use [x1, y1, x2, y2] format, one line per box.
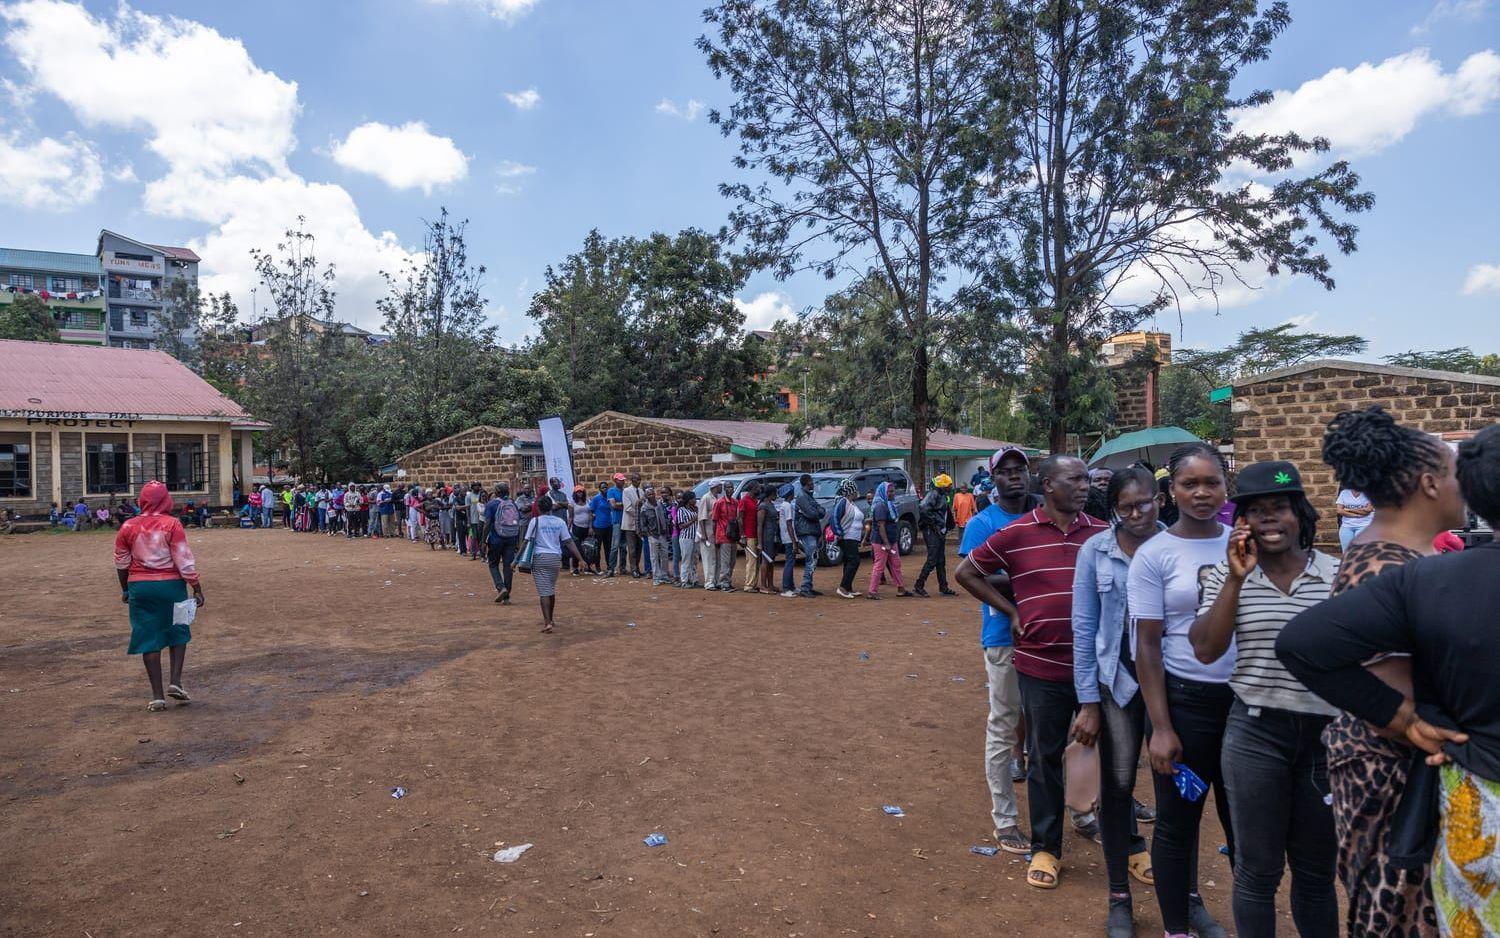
[538, 415, 574, 492]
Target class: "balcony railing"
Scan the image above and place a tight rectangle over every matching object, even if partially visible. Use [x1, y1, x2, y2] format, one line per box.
[109, 285, 161, 303]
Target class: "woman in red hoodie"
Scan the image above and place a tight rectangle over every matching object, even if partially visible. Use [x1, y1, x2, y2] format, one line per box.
[114, 480, 205, 711]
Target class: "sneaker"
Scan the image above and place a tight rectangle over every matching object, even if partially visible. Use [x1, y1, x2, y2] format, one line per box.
[1106, 894, 1134, 938]
[808, 589, 824, 597]
[1133, 798, 1156, 824]
[797, 590, 815, 598]
[780, 590, 796, 598]
[167, 684, 192, 703]
[1010, 756, 1026, 783]
[835, 587, 855, 599]
[1187, 894, 1229, 938]
[705, 584, 718, 591]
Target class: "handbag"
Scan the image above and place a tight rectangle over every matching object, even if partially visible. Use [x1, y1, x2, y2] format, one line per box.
[515, 519, 538, 574]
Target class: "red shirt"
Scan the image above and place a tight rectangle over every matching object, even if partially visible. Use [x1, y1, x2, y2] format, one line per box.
[712, 497, 739, 544]
[114, 513, 200, 585]
[738, 494, 759, 541]
[966, 507, 1107, 682]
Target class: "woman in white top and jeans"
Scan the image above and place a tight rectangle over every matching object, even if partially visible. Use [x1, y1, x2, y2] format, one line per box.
[1128, 442, 1234, 938]
[526, 494, 585, 633]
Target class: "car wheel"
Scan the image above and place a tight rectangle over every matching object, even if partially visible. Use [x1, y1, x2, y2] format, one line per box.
[898, 520, 916, 555]
[821, 539, 842, 567]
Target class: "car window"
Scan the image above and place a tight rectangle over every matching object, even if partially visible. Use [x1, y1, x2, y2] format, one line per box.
[812, 477, 843, 498]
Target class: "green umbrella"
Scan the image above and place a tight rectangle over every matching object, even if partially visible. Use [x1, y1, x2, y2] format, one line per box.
[1086, 427, 1203, 471]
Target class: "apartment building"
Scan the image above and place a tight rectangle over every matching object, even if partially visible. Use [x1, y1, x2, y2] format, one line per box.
[0, 247, 108, 344]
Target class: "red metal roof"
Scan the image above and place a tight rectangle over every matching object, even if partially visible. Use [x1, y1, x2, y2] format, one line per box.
[0, 339, 253, 420]
[152, 244, 202, 263]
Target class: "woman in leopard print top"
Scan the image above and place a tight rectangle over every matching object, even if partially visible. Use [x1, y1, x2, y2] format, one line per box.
[1318, 406, 1468, 936]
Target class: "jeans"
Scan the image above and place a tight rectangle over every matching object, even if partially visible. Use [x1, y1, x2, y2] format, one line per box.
[677, 534, 698, 585]
[487, 535, 518, 595]
[797, 533, 820, 593]
[868, 542, 904, 593]
[649, 536, 672, 582]
[741, 537, 760, 589]
[1151, 673, 1235, 935]
[610, 522, 624, 572]
[1098, 685, 1150, 892]
[915, 528, 948, 590]
[1338, 523, 1359, 552]
[838, 538, 862, 592]
[1222, 698, 1337, 938]
[317, 506, 327, 531]
[1019, 672, 1079, 856]
[261, 505, 272, 528]
[984, 646, 1023, 834]
[715, 541, 736, 588]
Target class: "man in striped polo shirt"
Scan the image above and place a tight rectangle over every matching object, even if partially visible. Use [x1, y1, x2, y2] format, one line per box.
[957, 454, 1107, 889]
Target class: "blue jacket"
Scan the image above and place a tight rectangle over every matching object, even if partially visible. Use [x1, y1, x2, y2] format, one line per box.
[1072, 523, 1165, 707]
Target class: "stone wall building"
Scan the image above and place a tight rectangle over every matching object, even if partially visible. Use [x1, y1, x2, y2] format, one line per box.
[1230, 359, 1500, 547]
[1104, 331, 1172, 431]
[392, 426, 543, 489]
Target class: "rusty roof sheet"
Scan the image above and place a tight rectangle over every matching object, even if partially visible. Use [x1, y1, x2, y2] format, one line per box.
[0, 339, 253, 420]
[600, 414, 1024, 454]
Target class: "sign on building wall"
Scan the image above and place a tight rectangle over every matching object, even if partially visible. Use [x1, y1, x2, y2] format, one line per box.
[102, 253, 163, 274]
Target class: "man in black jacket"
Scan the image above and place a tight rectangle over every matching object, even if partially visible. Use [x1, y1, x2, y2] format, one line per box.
[914, 474, 957, 597]
[793, 474, 825, 596]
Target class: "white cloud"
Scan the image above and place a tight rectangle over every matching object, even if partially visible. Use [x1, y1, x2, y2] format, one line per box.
[425, 0, 540, 22]
[1462, 263, 1500, 295]
[0, 131, 102, 207]
[655, 97, 704, 121]
[494, 160, 536, 195]
[1412, 0, 1490, 35]
[0, 0, 420, 330]
[1233, 49, 1500, 163]
[330, 121, 468, 194]
[503, 87, 540, 110]
[109, 161, 137, 183]
[735, 291, 795, 331]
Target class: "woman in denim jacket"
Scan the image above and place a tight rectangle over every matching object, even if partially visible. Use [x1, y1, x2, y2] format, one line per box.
[1071, 465, 1165, 938]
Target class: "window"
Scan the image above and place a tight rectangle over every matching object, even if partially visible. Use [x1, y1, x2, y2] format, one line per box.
[129, 308, 149, 328]
[163, 435, 205, 491]
[50, 276, 82, 293]
[86, 434, 131, 493]
[0, 433, 31, 498]
[7, 273, 34, 289]
[520, 454, 545, 474]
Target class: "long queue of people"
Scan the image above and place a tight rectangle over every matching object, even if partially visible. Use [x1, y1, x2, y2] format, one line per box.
[949, 406, 1500, 938]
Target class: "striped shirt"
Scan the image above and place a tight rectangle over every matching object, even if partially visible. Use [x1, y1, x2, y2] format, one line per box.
[1198, 550, 1340, 716]
[967, 507, 1109, 682]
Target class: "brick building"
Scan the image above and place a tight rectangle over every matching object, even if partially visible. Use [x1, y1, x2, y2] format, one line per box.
[1104, 331, 1172, 430]
[393, 411, 1027, 493]
[1230, 359, 1500, 547]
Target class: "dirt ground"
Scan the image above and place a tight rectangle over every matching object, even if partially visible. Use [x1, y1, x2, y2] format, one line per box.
[0, 527, 1238, 937]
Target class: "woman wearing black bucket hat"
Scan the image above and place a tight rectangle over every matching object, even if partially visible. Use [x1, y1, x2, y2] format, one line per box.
[1188, 460, 1341, 937]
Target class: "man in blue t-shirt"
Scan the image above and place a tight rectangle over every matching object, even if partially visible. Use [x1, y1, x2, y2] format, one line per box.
[606, 474, 626, 576]
[957, 447, 1032, 852]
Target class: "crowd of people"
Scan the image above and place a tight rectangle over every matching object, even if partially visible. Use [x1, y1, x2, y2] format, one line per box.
[109, 403, 1500, 937]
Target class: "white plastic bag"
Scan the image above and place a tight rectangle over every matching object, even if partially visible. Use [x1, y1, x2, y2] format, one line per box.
[172, 598, 197, 626]
[492, 843, 533, 863]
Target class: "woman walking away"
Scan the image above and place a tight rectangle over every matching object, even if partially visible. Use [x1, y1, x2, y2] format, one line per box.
[831, 479, 865, 598]
[114, 480, 204, 712]
[525, 495, 585, 633]
[676, 492, 700, 587]
[1278, 424, 1500, 938]
[1127, 442, 1235, 938]
[868, 482, 910, 599]
[486, 484, 523, 604]
[1071, 466, 1162, 937]
[1187, 461, 1340, 937]
[1308, 405, 1466, 936]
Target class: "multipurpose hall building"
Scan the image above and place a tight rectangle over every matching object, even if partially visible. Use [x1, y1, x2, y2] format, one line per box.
[0, 339, 264, 516]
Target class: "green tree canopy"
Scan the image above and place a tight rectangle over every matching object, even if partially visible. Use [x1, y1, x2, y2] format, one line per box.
[0, 294, 61, 342]
[1384, 347, 1500, 377]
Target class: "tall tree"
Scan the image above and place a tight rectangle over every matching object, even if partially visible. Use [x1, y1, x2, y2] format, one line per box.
[1384, 347, 1500, 377]
[156, 277, 203, 367]
[980, 0, 1374, 451]
[701, 0, 1008, 487]
[527, 229, 633, 423]
[196, 292, 251, 396]
[0, 294, 61, 342]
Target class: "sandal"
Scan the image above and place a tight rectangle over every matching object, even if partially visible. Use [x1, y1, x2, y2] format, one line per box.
[147, 699, 167, 712]
[167, 684, 192, 703]
[540, 623, 554, 634]
[1128, 850, 1155, 886]
[1027, 850, 1060, 889]
[994, 826, 1030, 855]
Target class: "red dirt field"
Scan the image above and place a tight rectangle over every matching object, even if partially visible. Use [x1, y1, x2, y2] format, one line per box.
[0, 527, 1236, 936]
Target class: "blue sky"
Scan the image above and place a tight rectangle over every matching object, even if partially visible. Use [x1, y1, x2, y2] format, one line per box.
[1, 0, 1497, 360]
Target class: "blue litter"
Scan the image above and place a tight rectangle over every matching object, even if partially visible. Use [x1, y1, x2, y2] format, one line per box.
[1173, 763, 1209, 802]
[643, 833, 668, 847]
[391, 786, 406, 799]
[858, 651, 870, 661]
[970, 845, 999, 857]
[1218, 844, 1230, 856]
[882, 805, 906, 817]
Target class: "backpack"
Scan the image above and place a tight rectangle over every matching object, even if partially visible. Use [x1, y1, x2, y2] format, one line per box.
[725, 506, 741, 542]
[579, 536, 600, 566]
[493, 498, 521, 538]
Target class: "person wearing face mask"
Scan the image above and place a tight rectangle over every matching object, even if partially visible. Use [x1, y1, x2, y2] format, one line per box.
[1071, 466, 1164, 935]
[1188, 462, 1340, 937]
[1127, 442, 1235, 938]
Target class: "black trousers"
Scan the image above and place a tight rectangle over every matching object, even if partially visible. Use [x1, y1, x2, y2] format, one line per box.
[487, 535, 518, 594]
[838, 538, 862, 591]
[567, 524, 590, 570]
[1150, 674, 1235, 935]
[1222, 698, 1337, 938]
[1018, 672, 1078, 857]
[915, 528, 947, 589]
[593, 526, 613, 571]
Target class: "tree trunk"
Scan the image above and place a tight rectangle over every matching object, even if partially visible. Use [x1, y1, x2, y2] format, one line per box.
[1049, 310, 1069, 454]
[911, 343, 929, 494]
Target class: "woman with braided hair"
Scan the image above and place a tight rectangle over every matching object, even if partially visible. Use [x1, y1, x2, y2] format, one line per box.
[1316, 405, 1467, 936]
[831, 478, 866, 598]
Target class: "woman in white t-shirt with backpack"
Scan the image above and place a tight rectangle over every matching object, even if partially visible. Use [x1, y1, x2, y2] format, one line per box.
[525, 494, 585, 633]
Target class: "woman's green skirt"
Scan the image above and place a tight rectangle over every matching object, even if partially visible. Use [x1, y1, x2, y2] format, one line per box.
[127, 579, 191, 655]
